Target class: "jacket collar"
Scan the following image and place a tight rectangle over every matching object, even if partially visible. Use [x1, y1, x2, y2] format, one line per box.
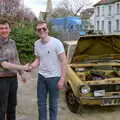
[0, 36, 9, 45]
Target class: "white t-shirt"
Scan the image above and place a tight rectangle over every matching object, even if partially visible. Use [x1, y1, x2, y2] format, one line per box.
[34, 37, 65, 78]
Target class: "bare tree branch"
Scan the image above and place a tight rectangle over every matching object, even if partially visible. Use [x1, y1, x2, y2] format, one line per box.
[52, 0, 93, 17]
[0, 0, 20, 16]
[0, 0, 36, 21]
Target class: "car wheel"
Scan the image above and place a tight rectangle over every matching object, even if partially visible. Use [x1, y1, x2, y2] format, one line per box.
[65, 89, 80, 113]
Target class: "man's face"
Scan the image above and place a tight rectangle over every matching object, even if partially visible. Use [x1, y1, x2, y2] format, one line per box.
[36, 23, 48, 40]
[0, 23, 11, 39]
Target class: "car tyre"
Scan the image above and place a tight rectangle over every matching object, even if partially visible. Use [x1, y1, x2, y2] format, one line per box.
[65, 89, 80, 113]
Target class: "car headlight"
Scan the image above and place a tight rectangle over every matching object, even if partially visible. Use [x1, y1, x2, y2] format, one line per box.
[80, 85, 91, 94]
[75, 68, 85, 72]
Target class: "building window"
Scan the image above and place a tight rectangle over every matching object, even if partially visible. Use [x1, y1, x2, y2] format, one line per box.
[117, 3, 120, 14]
[108, 6, 112, 16]
[108, 21, 112, 33]
[102, 6, 104, 16]
[97, 7, 100, 16]
[97, 21, 100, 31]
[116, 19, 120, 31]
[101, 21, 104, 31]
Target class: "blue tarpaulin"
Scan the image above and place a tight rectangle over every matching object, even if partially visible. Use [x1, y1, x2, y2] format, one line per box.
[49, 16, 85, 34]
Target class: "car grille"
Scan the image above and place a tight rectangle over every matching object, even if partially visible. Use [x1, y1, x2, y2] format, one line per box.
[90, 84, 120, 92]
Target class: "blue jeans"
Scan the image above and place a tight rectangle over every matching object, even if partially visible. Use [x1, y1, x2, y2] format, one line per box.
[37, 74, 60, 120]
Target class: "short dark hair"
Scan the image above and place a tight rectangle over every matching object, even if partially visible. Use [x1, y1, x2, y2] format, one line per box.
[35, 20, 48, 28]
[0, 18, 10, 25]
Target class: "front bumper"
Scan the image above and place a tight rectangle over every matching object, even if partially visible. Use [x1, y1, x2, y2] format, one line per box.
[79, 96, 120, 106]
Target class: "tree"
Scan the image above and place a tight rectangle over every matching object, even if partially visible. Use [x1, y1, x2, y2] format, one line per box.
[0, 0, 37, 21]
[52, 7, 73, 18]
[0, 0, 20, 17]
[17, 7, 37, 21]
[69, 0, 93, 16]
[52, 0, 93, 17]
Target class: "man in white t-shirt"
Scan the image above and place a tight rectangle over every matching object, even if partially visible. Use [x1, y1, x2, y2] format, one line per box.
[29, 21, 67, 120]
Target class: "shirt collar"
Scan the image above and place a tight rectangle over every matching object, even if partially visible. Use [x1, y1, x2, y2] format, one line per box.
[0, 36, 9, 45]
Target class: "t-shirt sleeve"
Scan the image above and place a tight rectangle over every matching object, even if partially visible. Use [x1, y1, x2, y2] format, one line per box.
[55, 39, 65, 55]
[34, 42, 39, 57]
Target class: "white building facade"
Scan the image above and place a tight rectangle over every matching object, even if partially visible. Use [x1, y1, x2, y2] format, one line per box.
[94, 0, 120, 35]
[89, 13, 95, 29]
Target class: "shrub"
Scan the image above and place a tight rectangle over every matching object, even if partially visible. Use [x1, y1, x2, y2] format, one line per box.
[10, 21, 59, 63]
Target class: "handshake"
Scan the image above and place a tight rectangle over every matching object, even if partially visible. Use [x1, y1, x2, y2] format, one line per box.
[23, 63, 33, 72]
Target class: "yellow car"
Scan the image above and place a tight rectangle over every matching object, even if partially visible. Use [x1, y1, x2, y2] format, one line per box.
[64, 35, 120, 113]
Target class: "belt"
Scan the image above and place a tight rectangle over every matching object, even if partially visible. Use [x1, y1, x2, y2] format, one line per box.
[0, 74, 17, 78]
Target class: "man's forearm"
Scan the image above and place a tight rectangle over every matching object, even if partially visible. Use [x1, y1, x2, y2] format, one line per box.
[31, 58, 40, 69]
[60, 61, 67, 80]
[58, 53, 68, 81]
[57, 59, 68, 89]
[1, 61, 26, 71]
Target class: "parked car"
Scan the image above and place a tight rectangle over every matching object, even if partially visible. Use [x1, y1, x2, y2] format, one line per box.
[64, 35, 120, 113]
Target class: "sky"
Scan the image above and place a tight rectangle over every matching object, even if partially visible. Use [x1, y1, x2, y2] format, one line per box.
[24, 0, 100, 17]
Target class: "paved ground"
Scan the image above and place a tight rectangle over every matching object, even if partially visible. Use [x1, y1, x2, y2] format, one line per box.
[17, 71, 120, 120]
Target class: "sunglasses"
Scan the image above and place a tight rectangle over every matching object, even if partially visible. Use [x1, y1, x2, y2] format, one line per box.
[36, 27, 47, 32]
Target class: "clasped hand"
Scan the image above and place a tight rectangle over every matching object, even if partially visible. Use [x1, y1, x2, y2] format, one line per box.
[23, 63, 33, 72]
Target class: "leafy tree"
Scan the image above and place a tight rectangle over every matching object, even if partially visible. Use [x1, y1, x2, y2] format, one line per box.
[10, 22, 37, 63]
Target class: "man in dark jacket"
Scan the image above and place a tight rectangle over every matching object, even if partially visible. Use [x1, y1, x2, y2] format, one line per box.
[0, 19, 29, 120]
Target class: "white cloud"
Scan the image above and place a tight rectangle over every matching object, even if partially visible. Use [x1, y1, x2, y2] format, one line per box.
[24, 0, 47, 16]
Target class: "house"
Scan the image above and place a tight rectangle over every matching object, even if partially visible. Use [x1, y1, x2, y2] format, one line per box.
[94, 0, 120, 35]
